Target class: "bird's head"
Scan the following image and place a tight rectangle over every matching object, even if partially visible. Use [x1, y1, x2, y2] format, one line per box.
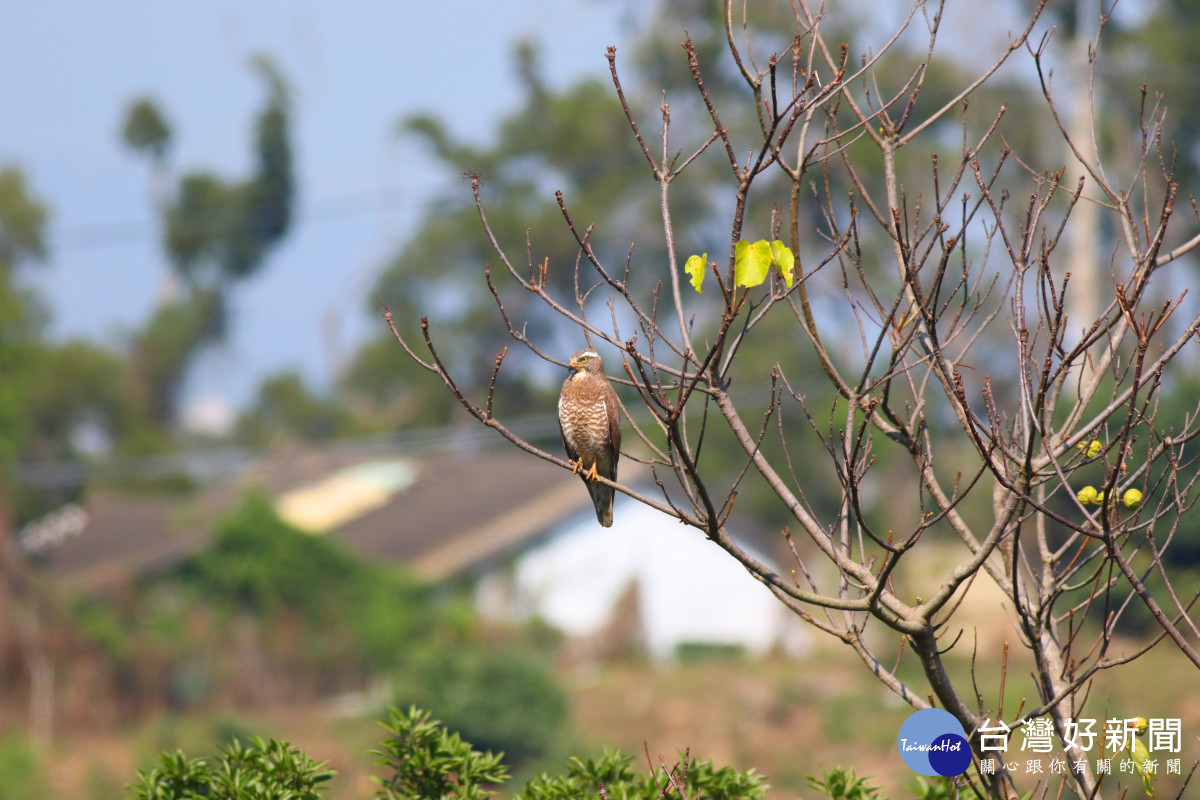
[568, 349, 603, 375]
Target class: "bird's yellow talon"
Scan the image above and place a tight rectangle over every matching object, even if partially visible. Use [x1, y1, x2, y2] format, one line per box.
[585, 463, 600, 482]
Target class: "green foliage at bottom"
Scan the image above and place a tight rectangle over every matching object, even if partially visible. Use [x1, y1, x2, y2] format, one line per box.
[906, 775, 957, 800]
[807, 767, 884, 800]
[129, 736, 333, 800]
[804, 769, 958, 800]
[372, 706, 508, 800]
[128, 707, 965, 800]
[518, 748, 769, 800]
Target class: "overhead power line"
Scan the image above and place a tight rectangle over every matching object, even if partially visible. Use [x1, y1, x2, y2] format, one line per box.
[47, 149, 654, 255]
[49, 189, 412, 253]
[16, 415, 562, 489]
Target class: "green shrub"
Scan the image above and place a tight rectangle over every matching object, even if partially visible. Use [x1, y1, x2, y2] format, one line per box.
[129, 736, 333, 799]
[807, 767, 883, 800]
[373, 706, 508, 800]
[69, 490, 458, 714]
[391, 644, 568, 766]
[518, 749, 769, 800]
[176, 492, 418, 619]
[173, 491, 435, 670]
[71, 491, 570, 717]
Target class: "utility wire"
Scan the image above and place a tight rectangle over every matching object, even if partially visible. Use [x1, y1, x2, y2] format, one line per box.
[47, 148, 654, 254]
[16, 415, 562, 489]
[15, 385, 784, 490]
[49, 189, 414, 253]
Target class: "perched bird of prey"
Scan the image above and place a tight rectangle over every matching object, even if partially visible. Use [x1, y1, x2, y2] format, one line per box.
[558, 348, 622, 527]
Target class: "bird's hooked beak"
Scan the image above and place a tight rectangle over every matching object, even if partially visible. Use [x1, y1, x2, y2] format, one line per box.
[569, 355, 581, 370]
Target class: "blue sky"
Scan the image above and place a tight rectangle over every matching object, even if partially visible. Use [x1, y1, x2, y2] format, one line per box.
[2, 1, 637, 429]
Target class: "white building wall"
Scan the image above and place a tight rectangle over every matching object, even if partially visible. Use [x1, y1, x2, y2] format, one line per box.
[503, 497, 811, 660]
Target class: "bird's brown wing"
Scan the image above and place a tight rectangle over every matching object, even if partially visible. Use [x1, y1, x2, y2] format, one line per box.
[605, 380, 621, 482]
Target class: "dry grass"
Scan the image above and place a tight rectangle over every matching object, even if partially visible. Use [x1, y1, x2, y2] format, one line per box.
[563, 653, 915, 798]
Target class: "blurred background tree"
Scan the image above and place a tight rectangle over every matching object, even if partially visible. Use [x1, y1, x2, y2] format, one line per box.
[235, 370, 360, 446]
[0, 166, 51, 530]
[121, 56, 295, 438]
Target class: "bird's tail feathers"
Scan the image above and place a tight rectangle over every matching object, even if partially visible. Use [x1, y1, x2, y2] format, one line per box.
[589, 481, 614, 528]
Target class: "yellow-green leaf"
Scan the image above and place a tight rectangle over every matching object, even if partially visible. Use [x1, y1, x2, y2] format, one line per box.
[683, 253, 707, 293]
[734, 239, 773, 288]
[770, 240, 795, 287]
[1129, 736, 1155, 797]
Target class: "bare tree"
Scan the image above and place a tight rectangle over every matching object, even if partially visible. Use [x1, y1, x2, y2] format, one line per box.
[387, 1, 1200, 797]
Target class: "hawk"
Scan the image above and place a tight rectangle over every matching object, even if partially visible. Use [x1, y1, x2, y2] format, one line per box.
[558, 348, 622, 527]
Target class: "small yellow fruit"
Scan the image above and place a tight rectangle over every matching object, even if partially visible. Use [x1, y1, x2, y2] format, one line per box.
[1087, 440, 1102, 458]
[1077, 486, 1099, 505]
[1123, 489, 1143, 509]
[1095, 491, 1106, 505]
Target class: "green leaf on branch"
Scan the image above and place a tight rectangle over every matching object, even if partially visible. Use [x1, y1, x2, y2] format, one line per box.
[684, 253, 707, 293]
[734, 239, 772, 288]
[735, 239, 795, 289]
[770, 240, 795, 287]
[685, 241, 796, 295]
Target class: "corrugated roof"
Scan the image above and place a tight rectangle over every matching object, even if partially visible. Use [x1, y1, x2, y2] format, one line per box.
[333, 449, 596, 579]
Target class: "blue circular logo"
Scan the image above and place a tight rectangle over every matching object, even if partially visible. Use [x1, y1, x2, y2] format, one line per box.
[898, 709, 971, 777]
